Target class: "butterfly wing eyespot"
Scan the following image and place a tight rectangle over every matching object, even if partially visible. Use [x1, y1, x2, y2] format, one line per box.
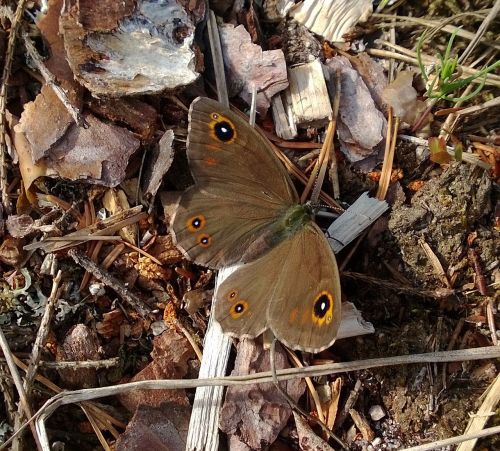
[186, 214, 206, 232]
[230, 300, 249, 319]
[311, 290, 335, 326]
[227, 290, 238, 301]
[209, 113, 236, 144]
[197, 233, 212, 247]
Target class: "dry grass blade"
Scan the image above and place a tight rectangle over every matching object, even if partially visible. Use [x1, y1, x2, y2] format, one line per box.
[456, 373, 500, 451]
[24, 206, 146, 252]
[401, 425, 500, 451]
[372, 11, 500, 51]
[0, 327, 41, 450]
[376, 109, 399, 200]
[458, 1, 500, 64]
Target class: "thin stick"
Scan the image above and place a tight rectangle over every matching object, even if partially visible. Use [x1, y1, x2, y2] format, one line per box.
[284, 348, 325, 423]
[0, 327, 41, 449]
[207, 10, 229, 107]
[401, 425, 500, 451]
[22, 271, 62, 394]
[12, 271, 62, 450]
[68, 249, 152, 317]
[270, 340, 346, 450]
[342, 271, 455, 299]
[376, 110, 399, 200]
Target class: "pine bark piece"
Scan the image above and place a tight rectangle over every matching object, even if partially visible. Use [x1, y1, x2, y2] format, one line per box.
[56, 324, 101, 388]
[291, 0, 373, 43]
[324, 56, 386, 162]
[60, 0, 204, 96]
[293, 412, 334, 451]
[116, 405, 191, 451]
[281, 19, 321, 65]
[118, 328, 195, 412]
[88, 97, 158, 142]
[17, 84, 73, 162]
[219, 339, 306, 450]
[219, 23, 288, 114]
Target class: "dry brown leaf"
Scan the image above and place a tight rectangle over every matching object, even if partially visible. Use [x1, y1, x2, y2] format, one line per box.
[103, 189, 137, 244]
[142, 130, 175, 202]
[381, 71, 418, 124]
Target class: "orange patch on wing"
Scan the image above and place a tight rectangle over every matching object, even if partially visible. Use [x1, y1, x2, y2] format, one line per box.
[289, 307, 299, 324]
[205, 156, 217, 166]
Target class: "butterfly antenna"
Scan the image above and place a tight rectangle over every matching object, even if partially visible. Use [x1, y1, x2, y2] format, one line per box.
[270, 339, 348, 450]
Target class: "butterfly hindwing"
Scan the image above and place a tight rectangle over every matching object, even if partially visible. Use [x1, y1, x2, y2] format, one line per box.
[215, 223, 341, 353]
[266, 223, 341, 353]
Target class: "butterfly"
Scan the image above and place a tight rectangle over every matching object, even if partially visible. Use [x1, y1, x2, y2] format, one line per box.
[171, 97, 341, 353]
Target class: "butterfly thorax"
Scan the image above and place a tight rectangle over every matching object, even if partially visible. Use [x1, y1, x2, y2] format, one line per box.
[268, 203, 312, 244]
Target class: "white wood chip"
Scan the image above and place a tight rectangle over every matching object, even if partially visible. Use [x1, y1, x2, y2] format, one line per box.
[291, 0, 373, 43]
[327, 192, 389, 253]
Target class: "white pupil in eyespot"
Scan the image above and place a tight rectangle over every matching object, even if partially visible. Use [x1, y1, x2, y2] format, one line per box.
[220, 126, 228, 134]
[320, 301, 327, 311]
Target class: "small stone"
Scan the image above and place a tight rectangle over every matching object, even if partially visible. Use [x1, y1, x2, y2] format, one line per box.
[369, 405, 386, 421]
[371, 437, 382, 446]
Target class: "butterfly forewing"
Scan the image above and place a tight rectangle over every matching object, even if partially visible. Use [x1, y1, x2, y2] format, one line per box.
[171, 97, 299, 268]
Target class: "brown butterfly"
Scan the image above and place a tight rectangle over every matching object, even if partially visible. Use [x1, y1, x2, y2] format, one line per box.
[171, 97, 341, 352]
